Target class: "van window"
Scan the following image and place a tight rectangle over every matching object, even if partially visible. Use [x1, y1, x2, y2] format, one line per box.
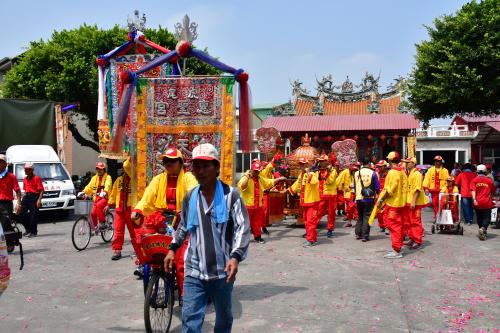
[15, 163, 70, 181]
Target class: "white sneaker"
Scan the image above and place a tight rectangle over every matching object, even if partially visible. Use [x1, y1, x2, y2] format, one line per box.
[384, 250, 403, 259]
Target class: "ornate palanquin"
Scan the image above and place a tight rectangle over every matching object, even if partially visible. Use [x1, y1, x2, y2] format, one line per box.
[132, 76, 235, 198]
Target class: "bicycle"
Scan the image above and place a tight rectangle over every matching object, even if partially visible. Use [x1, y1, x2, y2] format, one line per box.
[0, 208, 24, 270]
[141, 233, 176, 333]
[71, 199, 114, 251]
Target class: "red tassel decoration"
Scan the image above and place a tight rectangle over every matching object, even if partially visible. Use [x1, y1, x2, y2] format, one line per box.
[236, 71, 251, 152]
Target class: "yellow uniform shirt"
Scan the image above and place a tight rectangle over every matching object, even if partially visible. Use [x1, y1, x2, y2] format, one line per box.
[383, 167, 407, 208]
[289, 171, 320, 206]
[423, 166, 449, 192]
[108, 175, 133, 210]
[238, 174, 275, 208]
[407, 169, 429, 206]
[134, 169, 198, 216]
[318, 168, 337, 197]
[83, 173, 112, 201]
[336, 169, 352, 199]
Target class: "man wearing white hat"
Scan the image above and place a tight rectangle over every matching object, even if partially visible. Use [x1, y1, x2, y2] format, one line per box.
[470, 164, 496, 241]
[165, 143, 250, 333]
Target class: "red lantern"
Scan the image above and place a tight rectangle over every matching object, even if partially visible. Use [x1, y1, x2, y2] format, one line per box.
[313, 135, 320, 143]
[325, 135, 333, 143]
[367, 134, 373, 141]
[393, 134, 400, 141]
[340, 135, 346, 141]
[353, 135, 359, 141]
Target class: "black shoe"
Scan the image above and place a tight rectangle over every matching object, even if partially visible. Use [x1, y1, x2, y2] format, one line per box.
[262, 227, 270, 236]
[302, 233, 307, 238]
[111, 251, 122, 261]
[133, 265, 144, 278]
[361, 238, 369, 242]
[379, 228, 385, 233]
[254, 237, 266, 244]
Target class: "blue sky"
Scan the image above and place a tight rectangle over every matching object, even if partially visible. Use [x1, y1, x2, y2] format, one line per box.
[2, 0, 468, 110]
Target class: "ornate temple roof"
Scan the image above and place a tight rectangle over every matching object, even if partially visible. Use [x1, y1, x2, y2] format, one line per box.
[274, 73, 406, 117]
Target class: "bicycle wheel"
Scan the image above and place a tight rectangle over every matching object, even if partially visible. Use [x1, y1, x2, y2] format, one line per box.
[144, 272, 174, 333]
[101, 212, 114, 243]
[71, 216, 92, 251]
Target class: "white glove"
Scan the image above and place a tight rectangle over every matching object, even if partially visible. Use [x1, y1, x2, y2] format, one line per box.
[99, 192, 107, 198]
[77, 192, 85, 199]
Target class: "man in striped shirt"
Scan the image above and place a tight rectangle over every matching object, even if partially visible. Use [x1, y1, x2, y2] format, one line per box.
[165, 143, 250, 333]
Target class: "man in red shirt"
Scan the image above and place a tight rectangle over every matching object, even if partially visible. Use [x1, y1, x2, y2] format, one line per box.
[20, 163, 44, 237]
[454, 163, 476, 225]
[470, 164, 496, 241]
[0, 154, 21, 226]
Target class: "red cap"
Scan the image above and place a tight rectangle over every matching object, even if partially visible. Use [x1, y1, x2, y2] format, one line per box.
[376, 160, 387, 167]
[95, 162, 106, 169]
[251, 161, 261, 171]
[298, 157, 309, 164]
[434, 155, 443, 161]
[447, 176, 455, 181]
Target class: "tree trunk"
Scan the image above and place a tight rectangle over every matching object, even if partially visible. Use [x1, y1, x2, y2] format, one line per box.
[67, 121, 100, 152]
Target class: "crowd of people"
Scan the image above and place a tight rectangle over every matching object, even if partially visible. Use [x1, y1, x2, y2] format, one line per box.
[0, 147, 498, 332]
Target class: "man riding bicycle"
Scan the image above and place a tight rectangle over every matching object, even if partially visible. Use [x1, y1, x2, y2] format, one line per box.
[78, 162, 112, 230]
[131, 148, 198, 305]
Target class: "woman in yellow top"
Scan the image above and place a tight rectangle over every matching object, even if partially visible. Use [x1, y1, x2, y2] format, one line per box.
[377, 152, 407, 259]
[289, 158, 320, 247]
[402, 157, 428, 249]
[238, 160, 283, 243]
[423, 155, 450, 218]
[80, 162, 113, 229]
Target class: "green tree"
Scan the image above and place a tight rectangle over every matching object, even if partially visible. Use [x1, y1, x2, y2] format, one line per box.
[3, 24, 219, 151]
[409, 0, 499, 122]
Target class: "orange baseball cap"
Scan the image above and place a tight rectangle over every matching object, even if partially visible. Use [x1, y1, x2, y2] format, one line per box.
[376, 160, 387, 167]
[403, 157, 417, 164]
[434, 155, 443, 161]
[159, 148, 183, 161]
[386, 151, 400, 161]
[95, 162, 106, 169]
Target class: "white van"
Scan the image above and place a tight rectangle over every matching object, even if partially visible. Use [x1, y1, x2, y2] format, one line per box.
[6, 145, 76, 214]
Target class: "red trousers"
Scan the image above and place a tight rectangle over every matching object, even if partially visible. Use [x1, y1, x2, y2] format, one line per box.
[403, 206, 424, 245]
[377, 211, 386, 229]
[304, 204, 320, 243]
[91, 197, 108, 227]
[430, 191, 440, 218]
[337, 191, 344, 211]
[316, 196, 337, 230]
[384, 206, 404, 252]
[262, 193, 269, 228]
[112, 208, 142, 255]
[345, 194, 358, 221]
[173, 241, 188, 297]
[247, 207, 264, 238]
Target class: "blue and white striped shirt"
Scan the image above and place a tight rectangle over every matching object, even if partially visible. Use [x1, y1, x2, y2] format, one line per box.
[170, 183, 250, 281]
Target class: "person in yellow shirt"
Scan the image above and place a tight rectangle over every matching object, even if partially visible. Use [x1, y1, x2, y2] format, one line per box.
[289, 158, 320, 247]
[402, 157, 428, 249]
[131, 148, 198, 302]
[440, 176, 460, 222]
[315, 154, 338, 238]
[423, 155, 449, 218]
[335, 164, 347, 217]
[79, 162, 113, 230]
[106, 158, 142, 262]
[377, 152, 407, 259]
[238, 160, 284, 243]
[344, 163, 360, 227]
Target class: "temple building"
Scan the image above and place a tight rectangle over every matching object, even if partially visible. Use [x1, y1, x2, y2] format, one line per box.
[261, 73, 419, 161]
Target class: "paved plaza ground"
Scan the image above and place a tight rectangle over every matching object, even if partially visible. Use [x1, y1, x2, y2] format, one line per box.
[1, 208, 499, 333]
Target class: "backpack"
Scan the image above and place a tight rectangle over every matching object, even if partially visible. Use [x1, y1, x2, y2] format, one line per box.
[359, 168, 375, 198]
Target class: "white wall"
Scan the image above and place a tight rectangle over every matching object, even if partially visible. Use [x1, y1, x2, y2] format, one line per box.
[416, 138, 471, 162]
